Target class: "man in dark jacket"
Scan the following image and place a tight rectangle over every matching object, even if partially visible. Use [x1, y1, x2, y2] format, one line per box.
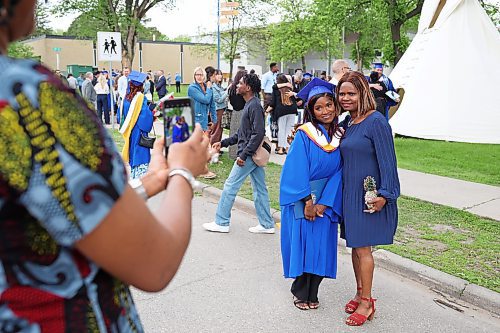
[204, 73, 274, 234]
[155, 70, 167, 100]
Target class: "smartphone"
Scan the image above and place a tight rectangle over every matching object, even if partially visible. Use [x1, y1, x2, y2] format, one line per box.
[162, 97, 195, 156]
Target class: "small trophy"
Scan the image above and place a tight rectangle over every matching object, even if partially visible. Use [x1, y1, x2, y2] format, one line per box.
[363, 176, 377, 213]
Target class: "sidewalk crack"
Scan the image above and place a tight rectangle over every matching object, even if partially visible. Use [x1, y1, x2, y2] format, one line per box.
[463, 197, 500, 210]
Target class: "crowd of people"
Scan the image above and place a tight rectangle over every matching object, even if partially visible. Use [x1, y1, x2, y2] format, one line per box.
[1, 0, 401, 330]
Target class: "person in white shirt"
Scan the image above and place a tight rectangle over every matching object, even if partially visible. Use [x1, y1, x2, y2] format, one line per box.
[95, 73, 111, 124]
[117, 67, 130, 123]
[66, 73, 78, 90]
[117, 67, 130, 101]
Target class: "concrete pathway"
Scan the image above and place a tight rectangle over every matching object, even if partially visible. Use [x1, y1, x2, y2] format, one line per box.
[269, 151, 500, 221]
[133, 194, 500, 332]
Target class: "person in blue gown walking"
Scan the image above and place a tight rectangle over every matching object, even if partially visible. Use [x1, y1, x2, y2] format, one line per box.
[337, 71, 400, 326]
[280, 78, 343, 311]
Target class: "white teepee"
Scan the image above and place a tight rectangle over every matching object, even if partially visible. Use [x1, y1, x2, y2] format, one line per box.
[389, 0, 500, 144]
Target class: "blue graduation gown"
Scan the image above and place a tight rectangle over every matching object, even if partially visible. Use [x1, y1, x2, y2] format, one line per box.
[280, 126, 343, 279]
[122, 97, 153, 168]
[172, 124, 183, 143]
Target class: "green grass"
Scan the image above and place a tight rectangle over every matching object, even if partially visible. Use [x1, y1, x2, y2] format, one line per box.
[394, 137, 500, 186]
[108, 129, 124, 152]
[380, 196, 500, 292]
[153, 84, 189, 100]
[204, 154, 500, 292]
[204, 153, 282, 210]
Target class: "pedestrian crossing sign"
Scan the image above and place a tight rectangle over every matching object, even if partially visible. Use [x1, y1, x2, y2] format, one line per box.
[97, 31, 122, 62]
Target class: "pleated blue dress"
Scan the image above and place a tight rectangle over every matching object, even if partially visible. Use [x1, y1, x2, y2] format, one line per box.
[340, 112, 400, 248]
[280, 125, 343, 279]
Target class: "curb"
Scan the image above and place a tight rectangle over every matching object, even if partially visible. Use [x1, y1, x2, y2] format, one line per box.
[198, 183, 500, 317]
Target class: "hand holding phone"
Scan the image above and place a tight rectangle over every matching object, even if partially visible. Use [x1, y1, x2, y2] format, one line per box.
[168, 124, 211, 177]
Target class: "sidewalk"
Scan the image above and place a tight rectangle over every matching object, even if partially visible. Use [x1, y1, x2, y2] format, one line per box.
[133, 194, 500, 332]
[268, 151, 500, 221]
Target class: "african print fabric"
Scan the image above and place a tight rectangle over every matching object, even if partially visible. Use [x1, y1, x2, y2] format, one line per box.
[0, 56, 144, 332]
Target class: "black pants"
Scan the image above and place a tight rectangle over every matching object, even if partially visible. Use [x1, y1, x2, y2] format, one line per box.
[291, 273, 324, 302]
[176, 81, 181, 93]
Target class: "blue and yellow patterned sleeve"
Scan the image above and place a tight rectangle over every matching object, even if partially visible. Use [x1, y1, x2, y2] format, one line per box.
[0, 60, 127, 247]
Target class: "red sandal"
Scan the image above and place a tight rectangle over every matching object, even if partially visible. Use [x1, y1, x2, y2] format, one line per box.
[346, 297, 376, 326]
[344, 287, 362, 314]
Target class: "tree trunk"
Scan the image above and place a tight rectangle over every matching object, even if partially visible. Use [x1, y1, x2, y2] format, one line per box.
[390, 21, 404, 65]
[122, 24, 137, 68]
[356, 40, 362, 71]
[301, 55, 306, 71]
[229, 58, 234, 80]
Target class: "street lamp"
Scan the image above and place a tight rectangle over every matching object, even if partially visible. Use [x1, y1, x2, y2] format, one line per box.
[217, 1, 240, 69]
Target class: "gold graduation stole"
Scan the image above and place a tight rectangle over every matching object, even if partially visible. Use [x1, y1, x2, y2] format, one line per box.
[298, 122, 340, 152]
[119, 93, 145, 163]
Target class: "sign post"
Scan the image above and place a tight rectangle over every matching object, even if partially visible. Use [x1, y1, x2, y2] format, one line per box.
[53, 47, 61, 70]
[97, 32, 122, 129]
[218, 2, 240, 70]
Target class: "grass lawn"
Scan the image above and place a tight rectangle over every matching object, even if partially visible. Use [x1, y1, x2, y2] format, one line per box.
[153, 84, 189, 100]
[394, 137, 500, 186]
[204, 153, 500, 292]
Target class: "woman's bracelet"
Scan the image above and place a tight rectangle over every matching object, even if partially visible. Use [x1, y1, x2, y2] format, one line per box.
[168, 168, 201, 194]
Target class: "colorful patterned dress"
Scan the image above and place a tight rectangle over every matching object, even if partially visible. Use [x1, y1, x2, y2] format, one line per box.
[0, 56, 144, 332]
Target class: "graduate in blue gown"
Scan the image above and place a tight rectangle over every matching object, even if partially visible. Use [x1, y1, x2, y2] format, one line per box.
[372, 63, 398, 120]
[280, 78, 343, 310]
[119, 71, 153, 179]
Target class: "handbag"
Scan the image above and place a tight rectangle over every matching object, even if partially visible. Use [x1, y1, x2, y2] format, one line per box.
[139, 125, 156, 149]
[222, 108, 232, 130]
[252, 136, 271, 167]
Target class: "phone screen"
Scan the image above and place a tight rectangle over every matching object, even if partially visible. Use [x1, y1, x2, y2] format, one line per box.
[162, 97, 195, 156]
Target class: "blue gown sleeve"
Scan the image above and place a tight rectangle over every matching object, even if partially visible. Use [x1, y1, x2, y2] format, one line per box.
[317, 163, 342, 214]
[137, 98, 153, 133]
[279, 131, 312, 206]
[370, 117, 400, 203]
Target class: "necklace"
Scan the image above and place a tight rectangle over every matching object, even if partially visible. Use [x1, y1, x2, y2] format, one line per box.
[348, 115, 358, 127]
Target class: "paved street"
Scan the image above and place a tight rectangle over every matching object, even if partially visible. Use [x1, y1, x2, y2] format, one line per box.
[133, 194, 500, 333]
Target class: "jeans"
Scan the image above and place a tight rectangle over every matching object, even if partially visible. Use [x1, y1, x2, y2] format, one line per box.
[97, 94, 110, 124]
[277, 114, 296, 149]
[215, 158, 273, 228]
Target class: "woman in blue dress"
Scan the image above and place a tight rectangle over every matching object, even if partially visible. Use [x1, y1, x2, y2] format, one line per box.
[337, 71, 400, 326]
[280, 78, 343, 310]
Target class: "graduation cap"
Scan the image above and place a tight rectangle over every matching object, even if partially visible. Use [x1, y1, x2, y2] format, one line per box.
[303, 72, 313, 79]
[128, 71, 147, 85]
[296, 77, 335, 104]
[102, 70, 108, 74]
[373, 62, 384, 69]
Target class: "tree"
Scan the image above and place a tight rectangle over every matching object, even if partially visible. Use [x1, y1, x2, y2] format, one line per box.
[480, 0, 500, 26]
[312, 0, 423, 67]
[216, 0, 273, 78]
[33, 1, 54, 36]
[65, 12, 167, 41]
[53, 0, 175, 68]
[8, 42, 36, 59]
[268, 0, 327, 71]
